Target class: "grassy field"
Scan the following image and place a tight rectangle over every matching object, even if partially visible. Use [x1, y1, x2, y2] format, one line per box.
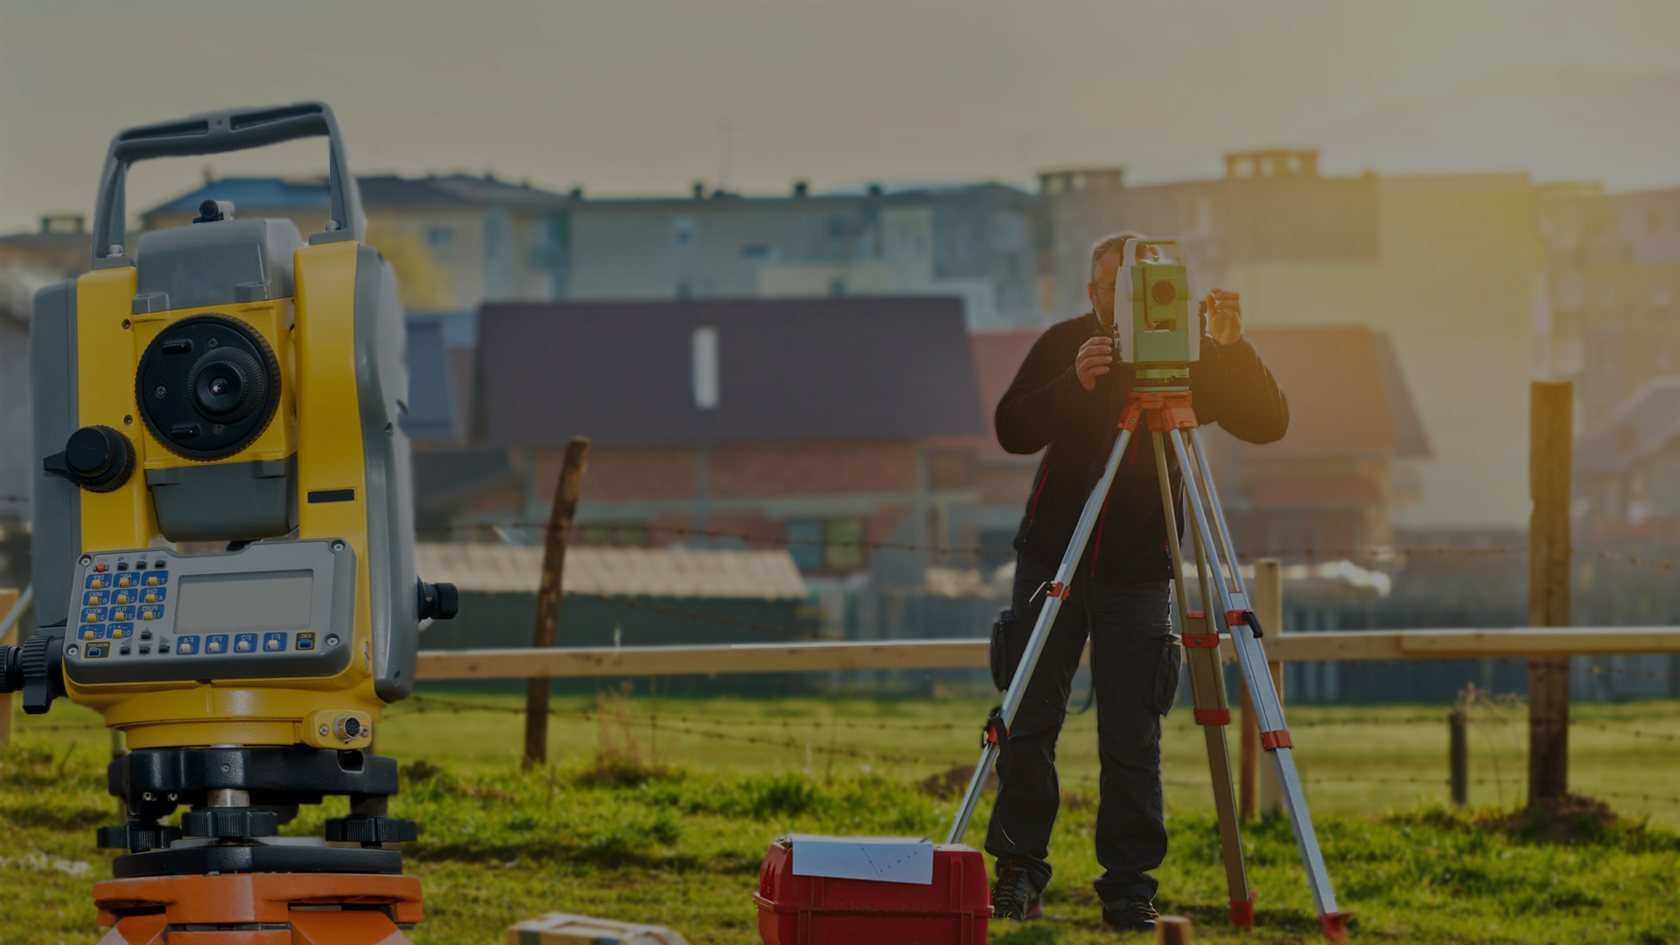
[3, 689, 1679, 944]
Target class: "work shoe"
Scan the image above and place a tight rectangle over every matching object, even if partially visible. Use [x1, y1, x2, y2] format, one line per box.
[990, 858, 1042, 921]
[1101, 896, 1159, 933]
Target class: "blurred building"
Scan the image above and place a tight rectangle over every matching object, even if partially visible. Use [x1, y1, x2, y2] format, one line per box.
[417, 296, 985, 586]
[563, 182, 1048, 330]
[1538, 183, 1680, 423]
[932, 330, 1040, 571]
[1043, 151, 1542, 532]
[142, 174, 572, 312]
[141, 176, 1050, 331]
[1572, 379, 1680, 544]
[1208, 325, 1430, 557]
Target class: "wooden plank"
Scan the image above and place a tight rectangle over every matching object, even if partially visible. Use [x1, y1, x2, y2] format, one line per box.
[415, 626, 1680, 680]
[1528, 381, 1573, 806]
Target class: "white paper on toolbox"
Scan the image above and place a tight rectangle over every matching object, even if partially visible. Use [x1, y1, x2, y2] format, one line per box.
[786, 834, 935, 885]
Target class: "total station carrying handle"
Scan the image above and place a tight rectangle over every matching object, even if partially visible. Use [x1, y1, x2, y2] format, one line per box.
[91, 102, 365, 267]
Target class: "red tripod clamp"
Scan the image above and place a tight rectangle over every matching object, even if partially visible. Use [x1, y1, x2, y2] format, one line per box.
[982, 706, 1009, 748]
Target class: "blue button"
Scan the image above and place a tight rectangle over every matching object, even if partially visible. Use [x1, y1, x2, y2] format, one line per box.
[84, 643, 109, 659]
[234, 633, 257, 654]
[176, 636, 200, 655]
[262, 632, 287, 653]
[205, 634, 229, 655]
[296, 633, 316, 651]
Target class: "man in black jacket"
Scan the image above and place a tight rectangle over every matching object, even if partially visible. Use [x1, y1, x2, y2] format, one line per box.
[987, 233, 1289, 933]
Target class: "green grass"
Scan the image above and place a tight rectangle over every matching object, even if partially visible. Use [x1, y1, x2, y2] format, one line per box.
[3, 692, 1679, 944]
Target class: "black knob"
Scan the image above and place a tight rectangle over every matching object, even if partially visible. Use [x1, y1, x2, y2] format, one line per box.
[192, 199, 224, 223]
[0, 635, 65, 714]
[43, 425, 135, 493]
[181, 808, 278, 839]
[416, 580, 460, 621]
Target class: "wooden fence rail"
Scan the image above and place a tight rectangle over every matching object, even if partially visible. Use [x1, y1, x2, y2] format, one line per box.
[413, 626, 1680, 681]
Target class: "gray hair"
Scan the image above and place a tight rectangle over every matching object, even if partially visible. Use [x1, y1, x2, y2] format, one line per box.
[1088, 231, 1144, 284]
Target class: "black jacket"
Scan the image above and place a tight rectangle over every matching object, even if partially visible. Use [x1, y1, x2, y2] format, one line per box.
[999, 312, 1289, 583]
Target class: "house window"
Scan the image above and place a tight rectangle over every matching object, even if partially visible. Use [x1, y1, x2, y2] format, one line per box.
[784, 518, 867, 572]
[671, 216, 696, 250]
[824, 519, 866, 572]
[427, 226, 454, 247]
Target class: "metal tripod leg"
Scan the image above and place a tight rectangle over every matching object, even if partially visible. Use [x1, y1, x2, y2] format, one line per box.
[946, 419, 1138, 845]
[1150, 431, 1254, 929]
[1169, 428, 1351, 943]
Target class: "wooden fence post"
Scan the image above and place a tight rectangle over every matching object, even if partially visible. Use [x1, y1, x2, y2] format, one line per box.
[1449, 708, 1468, 807]
[1253, 559, 1284, 816]
[1157, 914, 1194, 945]
[523, 437, 591, 768]
[0, 588, 19, 747]
[1528, 382, 1572, 806]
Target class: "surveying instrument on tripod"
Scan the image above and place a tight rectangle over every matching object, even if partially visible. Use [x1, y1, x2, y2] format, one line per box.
[0, 102, 459, 944]
[946, 238, 1351, 941]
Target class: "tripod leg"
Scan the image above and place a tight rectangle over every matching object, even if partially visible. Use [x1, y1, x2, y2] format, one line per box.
[1151, 431, 1253, 928]
[947, 424, 1138, 844]
[1168, 429, 1349, 941]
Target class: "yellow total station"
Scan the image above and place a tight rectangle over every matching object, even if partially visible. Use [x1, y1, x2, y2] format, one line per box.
[15, 103, 458, 751]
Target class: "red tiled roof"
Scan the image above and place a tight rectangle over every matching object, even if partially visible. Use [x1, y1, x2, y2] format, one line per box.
[933, 330, 1042, 463]
[1244, 473, 1385, 510]
[1239, 326, 1428, 460]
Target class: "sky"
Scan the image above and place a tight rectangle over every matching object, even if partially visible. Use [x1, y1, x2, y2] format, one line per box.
[2, 0, 1679, 233]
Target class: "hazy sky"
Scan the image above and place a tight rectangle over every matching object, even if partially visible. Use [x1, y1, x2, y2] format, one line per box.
[2, 0, 1678, 233]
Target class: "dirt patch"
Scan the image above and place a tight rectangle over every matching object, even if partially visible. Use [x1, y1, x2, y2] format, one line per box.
[918, 764, 997, 799]
[1476, 792, 1618, 844]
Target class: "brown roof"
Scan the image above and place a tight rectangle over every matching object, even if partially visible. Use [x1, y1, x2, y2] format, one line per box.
[1240, 326, 1429, 460]
[932, 330, 1042, 464]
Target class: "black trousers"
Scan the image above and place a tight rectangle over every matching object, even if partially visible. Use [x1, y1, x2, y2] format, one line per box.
[984, 554, 1180, 903]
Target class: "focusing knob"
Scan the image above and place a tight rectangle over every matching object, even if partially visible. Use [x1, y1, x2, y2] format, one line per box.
[43, 425, 135, 493]
[417, 579, 460, 621]
[6, 634, 66, 714]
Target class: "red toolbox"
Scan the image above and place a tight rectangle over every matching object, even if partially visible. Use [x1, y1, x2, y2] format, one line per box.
[755, 836, 991, 945]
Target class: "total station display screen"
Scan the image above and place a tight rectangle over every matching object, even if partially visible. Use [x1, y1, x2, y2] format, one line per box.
[174, 570, 315, 633]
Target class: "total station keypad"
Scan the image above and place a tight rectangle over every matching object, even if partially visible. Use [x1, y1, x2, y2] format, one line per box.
[74, 554, 323, 663]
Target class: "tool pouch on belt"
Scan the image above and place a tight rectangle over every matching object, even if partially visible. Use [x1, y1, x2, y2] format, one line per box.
[989, 608, 1019, 692]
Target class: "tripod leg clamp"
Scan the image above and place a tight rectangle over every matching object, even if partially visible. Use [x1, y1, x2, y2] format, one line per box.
[1225, 609, 1265, 638]
[1194, 708, 1231, 726]
[1260, 729, 1293, 750]
[982, 707, 1009, 748]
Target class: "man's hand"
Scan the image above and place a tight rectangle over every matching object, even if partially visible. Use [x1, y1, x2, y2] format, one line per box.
[1076, 335, 1113, 391]
[1207, 288, 1243, 345]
